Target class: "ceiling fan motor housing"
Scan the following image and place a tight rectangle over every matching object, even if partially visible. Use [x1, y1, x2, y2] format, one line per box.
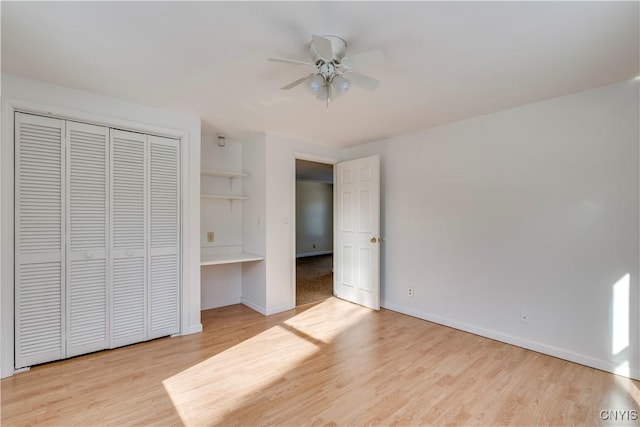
[319, 62, 337, 82]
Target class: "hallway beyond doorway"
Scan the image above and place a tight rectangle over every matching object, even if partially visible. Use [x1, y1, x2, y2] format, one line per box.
[296, 254, 333, 306]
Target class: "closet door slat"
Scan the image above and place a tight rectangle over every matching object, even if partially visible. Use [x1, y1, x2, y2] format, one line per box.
[15, 113, 65, 368]
[66, 121, 109, 357]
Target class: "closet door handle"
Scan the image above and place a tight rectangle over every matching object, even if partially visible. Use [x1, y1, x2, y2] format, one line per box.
[126, 251, 133, 257]
[85, 252, 94, 259]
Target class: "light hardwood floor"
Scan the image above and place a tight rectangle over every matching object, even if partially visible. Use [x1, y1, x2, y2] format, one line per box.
[2, 297, 639, 426]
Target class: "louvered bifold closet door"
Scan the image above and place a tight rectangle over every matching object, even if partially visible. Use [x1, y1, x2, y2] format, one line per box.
[15, 113, 65, 369]
[66, 121, 109, 357]
[148, 136, 180, 339]
[110, 130, 147, 348]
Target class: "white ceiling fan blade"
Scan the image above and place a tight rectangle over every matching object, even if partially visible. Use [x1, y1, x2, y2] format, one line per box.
[268, 57, 315, 67]
[312, 34, 333, 60]
[281, 74, 314, 90]
[341, 48, 385, 69]
[345, 71, 380, 90]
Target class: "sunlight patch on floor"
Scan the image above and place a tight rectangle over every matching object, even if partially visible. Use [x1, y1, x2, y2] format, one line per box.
[615, 361, 630, 377]
[162, 298, 374, 425]
[284, 297, 373, 343]
[612, 362, 640, 408]
[162, 324, 318, 425]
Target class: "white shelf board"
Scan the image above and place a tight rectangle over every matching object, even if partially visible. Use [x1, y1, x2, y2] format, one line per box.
[201, 169, 248, 178]
[201, 252, 264, 266]
[201, 194, 250, 200]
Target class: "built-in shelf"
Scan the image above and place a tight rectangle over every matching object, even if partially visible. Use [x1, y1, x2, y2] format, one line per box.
[201, 169, 248, 178]
[201, 169, 249, 199]
[201, 194, 250, 200]
[201, 252, 264, 266]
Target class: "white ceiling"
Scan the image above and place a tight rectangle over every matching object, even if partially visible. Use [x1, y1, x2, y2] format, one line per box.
[2, 1, 638, 147]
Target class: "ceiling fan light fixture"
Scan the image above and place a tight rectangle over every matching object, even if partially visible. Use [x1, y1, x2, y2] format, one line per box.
[307, 74, 325, 93]
[316, 85, 329, 101]
[331, 74, 351, 94]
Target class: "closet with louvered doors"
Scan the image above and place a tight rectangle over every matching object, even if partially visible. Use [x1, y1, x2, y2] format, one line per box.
[14, 112, 181, 369]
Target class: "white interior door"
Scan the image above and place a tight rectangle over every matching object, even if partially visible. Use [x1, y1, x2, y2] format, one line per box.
[65, 121, 109, 357]
[110, 129, 147, 348]
[147, 135, 180, 339]
[335, 155, 381, 310]
[14, 113, 66, 368]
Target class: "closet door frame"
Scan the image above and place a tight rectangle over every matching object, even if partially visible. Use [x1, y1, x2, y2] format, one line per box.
[1, 99, 193, 378]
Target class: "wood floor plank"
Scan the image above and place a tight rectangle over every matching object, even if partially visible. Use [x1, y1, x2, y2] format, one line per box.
[2, 297, 639, 426]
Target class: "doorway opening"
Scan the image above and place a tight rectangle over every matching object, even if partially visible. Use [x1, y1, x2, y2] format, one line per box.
[295, 159, 334, 306]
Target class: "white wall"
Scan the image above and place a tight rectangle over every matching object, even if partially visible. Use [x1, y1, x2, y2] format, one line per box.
[1, 74, 203, 378]
[258, 134, 341, 314]
[201, 264, 242, 309]
[241, 134, 267, 312]
[344, 78, 640, 380]
[200, 135, 243, 309]
[296, 181, 334, 256]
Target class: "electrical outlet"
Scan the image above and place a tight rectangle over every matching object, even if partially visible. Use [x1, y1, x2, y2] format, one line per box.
[407, 288, 414, 297]
[207, 232, 215, 243]
[520, 310, 530, 324]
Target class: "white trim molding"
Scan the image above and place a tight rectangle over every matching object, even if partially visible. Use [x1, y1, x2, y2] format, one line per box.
[241, 296, 267, 315]
[1, 98, 17, 379]
[265, 303, 295, 316]
[296, 251, 333, 258]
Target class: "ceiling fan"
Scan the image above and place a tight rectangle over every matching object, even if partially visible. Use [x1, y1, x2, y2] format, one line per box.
[268, 35, 385, 110]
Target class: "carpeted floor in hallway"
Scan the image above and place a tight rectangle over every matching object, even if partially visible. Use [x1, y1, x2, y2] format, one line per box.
[296, 254, 333, 306]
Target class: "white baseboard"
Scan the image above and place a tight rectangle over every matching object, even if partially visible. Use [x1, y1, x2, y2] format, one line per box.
[296, 251, 333, 258]
[383, 303, 640, 381]
[181, 323, 203, 335]
[241, 297, 267, 315]
[240, 298, 295, 316]
[201, 296, 241, 310]
[265, 303, 295, 315]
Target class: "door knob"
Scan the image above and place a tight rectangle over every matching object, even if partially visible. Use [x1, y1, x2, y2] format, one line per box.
[370, 237, 379, 243]
[85, 252, 93, 258]
[126, 251, 133, 256]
